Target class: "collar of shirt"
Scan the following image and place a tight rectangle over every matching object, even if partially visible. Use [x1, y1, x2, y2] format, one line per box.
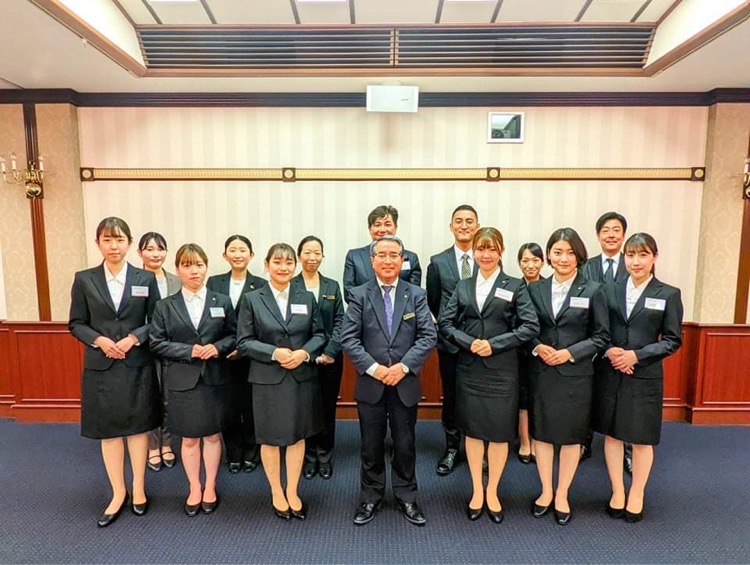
[476, 267, 501, 288]
[551, 272, 576, 294]
[454, 245, 474, 266]
[601, 253, 621, 271]
[626, 274, 653, 295]
[181, 285, 207, 303]
[375, 277, 399, 294]
[104, 262, 128, 285]
[271, 284, 290, 301]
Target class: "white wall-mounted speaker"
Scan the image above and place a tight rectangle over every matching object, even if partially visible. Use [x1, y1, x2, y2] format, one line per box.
[366, 85, 419, 113]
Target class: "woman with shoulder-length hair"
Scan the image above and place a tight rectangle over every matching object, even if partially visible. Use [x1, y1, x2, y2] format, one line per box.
[150, 243, 237, 516]
[69, 217, 161, 527]
[137, 231, 182, 472]
[526, 228, 610, 526]
[439, 228, 539, 523]
[593, 233, 682, 523]
[237, 243, 325, 520]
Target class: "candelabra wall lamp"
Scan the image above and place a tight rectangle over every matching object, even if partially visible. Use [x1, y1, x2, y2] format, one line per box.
[0, 152, 45, 198]
[744, 156, 750, 200]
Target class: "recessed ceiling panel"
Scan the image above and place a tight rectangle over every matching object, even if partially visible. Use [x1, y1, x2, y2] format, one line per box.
[150, 1, 212, 24]
[581, 0, 646, 22]
[117, 0, 159, 24]
[296, 1, 351, 24]
[441, 2, 497, 24]
[497, 0, 587, 22]
[208, 0, 296, 24]
[636, 0, 677, 22]
[357, 0, 439, 24]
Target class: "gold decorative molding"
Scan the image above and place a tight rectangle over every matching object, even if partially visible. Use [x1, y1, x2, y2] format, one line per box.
[80, 166, 705, 183]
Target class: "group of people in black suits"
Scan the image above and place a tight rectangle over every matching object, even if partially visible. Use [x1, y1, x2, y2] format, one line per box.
[69, 204, 682, 529]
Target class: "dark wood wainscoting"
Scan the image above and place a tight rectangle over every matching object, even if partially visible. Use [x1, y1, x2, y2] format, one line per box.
[0, 321, 748, 425]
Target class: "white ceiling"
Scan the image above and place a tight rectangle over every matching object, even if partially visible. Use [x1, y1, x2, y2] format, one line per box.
[0, 0, 749, 93]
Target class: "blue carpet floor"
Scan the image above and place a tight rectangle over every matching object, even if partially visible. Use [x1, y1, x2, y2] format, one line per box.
[0, 419, 748, 564]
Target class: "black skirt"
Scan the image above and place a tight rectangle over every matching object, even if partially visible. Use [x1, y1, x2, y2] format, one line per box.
[456, 363, 518, 443]
[252, 376, 323, 446]
[168, 379, 229, 438]
[518, 350, 532, 411]
[529, 367, 592, 445]
[592, 364, 663, 445]
[80, 362, 161, 440]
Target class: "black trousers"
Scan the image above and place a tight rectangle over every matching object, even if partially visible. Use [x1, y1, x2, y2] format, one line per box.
[223, 360, 259, 464]
[357, 387, 418, 504]
[305, 356, 344, 465]
[437, 349, 461, 450]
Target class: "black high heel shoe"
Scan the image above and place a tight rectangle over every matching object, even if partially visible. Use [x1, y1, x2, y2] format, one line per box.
[624, 509, 644, 523]
[289, 500, 307, 521]
[97, 493, 129, 528]
[486, 506, 504, 524]
[466, 502, 484, 521]
[274, 505, 291, 520]
[132, 498, 150, 516]
[606, 503, 625, 519]
[532, 498, 553, 518]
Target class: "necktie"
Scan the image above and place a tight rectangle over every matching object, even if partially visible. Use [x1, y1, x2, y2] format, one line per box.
[604, 258, 615, 283]
[382, 285, 394, 335]
[461, 254, 471, 280]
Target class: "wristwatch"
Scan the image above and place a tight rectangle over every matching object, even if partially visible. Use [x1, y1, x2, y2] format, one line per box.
[400, 363, 409, 374]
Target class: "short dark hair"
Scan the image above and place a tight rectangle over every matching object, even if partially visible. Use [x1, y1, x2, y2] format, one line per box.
[265, 243, 297, 265]
[367, 205, 399, 228]
[595, 211, 628, 234]
[451, 204, 478, 221]
[96, 217, 132, 243]
[297, 235, 324, 257]
[223, 234, 253, 254]
[175, 243, 209, 268]
[370, 235, 404, 256]
[545, 227, 588, 267]
[138, 231, 167, 252]
[517, 242, 544, 263]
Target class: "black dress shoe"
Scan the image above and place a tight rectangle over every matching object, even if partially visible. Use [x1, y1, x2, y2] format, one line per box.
[274, 505, 291, 520]
[290, 500, 307, 521]
[131, 498, 150, 516]
[184, 500, 201, 517]
[555, 508, 572, 526]
[487, 507, 504, 524]
[353, 502, 379, 525]
[162, 452, 177, 469]
[624, 454, 633, 475]
[97, 493, 129, 528]
[532, 499, 553, 518]
[625, 509, 644, 523]
[606, 503, 625, 519]
[518, 452, 533, 465]
[319, 462, 333, 480]
[147, 455, 162, 472]
[398, 501, 427, 526]
[202, 494, 220, 514]
[243, 459, 259, 473]
[228, 462, 241, 474]
[466, 503, 484, 521]
[303, 461, 317, 480]
[436, 449, 458, 476]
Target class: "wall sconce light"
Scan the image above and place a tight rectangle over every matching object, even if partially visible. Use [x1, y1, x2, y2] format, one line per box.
[744, 156, 750, 199]
[0, 152, 44, 198]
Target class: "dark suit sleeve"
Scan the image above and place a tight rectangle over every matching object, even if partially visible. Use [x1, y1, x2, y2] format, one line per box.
[149, 301, 193, 361]
[343, 250, 357, 303]
[438, 287, 474, 351]
[68, 273, 101, 346]
[341, 290, 379, 374]
[132, 274, 160, 345]
[323, 283, 345, 359]
[567, 284, 610, 362]
[408, 253, 422, 287]
[206, 274, 220, 293]
[634, 288, 683, 367]
[236, 295, 277, 362]
[399, 290, 437, 373]
[213, 301, 237, 357]
[425, 260, 441, 318]
[487, 283, 540, 353]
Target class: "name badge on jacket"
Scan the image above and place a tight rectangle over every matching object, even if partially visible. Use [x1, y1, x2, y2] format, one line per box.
[290, 304, 308, 315]
[401, 260, 411, 271]
[570, 296, 590, 309]
[131, 285, 149, 297]
[494, 288, 514, 302]
[210, 307, 225, 318]
[645, 297, 666, 311]
[403, 312, 415, 321]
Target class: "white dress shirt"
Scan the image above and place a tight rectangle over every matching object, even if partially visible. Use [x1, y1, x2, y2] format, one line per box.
[271, 284, 290, 320]
[601, 253, 620, 277]
[625, 275, 653, 318]
[551, 273, 576, 317]
[454, 245, 475, 279]
[181, 285, 207, 329]
[104, 262, 128, 311]
[303, 280, 320, 301]
[475, 267, 501, 311]
[229, 277, 245, 309]
[156, 276, 168, 300]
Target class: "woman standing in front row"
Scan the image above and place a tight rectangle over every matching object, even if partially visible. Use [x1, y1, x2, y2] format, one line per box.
[526, 228, 609, 526]
[150, 244, 237, 517]
[69, 217, 161, 527]
[137, 232, 182, 472]
[593, 233, 682, 523]
[293, 236, 346, 481]
[439, 228, 539, 523]
[237, 243, 325, 520]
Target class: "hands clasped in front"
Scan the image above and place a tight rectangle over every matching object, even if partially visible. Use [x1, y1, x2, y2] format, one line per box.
[273, 348, 309, 370]
[606, 347, 637, 375]
[94, 335, 137, 359]
[372, 364, 407, 386]
[534, 344, 573, 366]
[191, 344, 220, 360]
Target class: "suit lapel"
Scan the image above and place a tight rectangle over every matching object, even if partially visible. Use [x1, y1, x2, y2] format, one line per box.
[628, 277, 661, 321]
[481, 271, 508, 315]
[259, 286, 288, 329]
[359, 247, 375, 281]
[91, 265, 117, 314]
[615, 255, 627, 282]
[614, 278, 628, 322]
[117, 263, 136, 315]
[172, 292, 195, 331]
[555, 273, 586, 321]
[468, 276, 482, 316]
[445, 248, 461, 285]
[242, 272, 260, 295]
[197, 292, 219, 329]
[367, 283, 390, 339]
[539, 277, 555, 322]
[388, 284, 409, 343]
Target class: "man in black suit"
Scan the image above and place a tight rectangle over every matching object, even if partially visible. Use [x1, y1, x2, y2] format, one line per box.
[581, 211, 632, 473]
[342, 236, 437, 526]
[343, 205, 422, 303]
[425, 204, 479, 475]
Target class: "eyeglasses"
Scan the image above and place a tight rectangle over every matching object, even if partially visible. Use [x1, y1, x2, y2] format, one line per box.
[373, 253, 402, 261]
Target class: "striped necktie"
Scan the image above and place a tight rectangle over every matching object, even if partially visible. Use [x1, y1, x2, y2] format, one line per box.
[461, 254, 471, 280]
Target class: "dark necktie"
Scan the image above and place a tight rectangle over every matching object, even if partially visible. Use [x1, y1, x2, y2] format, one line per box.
[461, 254, 471, 280]
[382, 285, 394, 335]
[604, 258, 615, 283]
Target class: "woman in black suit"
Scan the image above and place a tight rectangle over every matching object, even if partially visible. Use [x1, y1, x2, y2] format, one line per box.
[439, 228, 539, 523]
[237, 243, 325, 520]
[206, 234, 267, 474]
[68, 217, 161, 527]
[150, 244, 237, 517]
[526, 228, 609, 525]
[516, 242, 545, 464]
[137, 231, 182, 472]
[593, 233, 683, 523]
[293, 236, 346, 481]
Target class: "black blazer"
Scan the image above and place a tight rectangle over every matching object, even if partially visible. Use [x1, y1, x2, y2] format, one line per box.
[605, 277, 683, 379]
[527, 272, 610, 376]
[438, 271, 539, 371]
[290, 273, 345, 360]
[69, 263, 159, 370]
[206, 270, 267, 313]
[149, 290, 237, 391]
[343, 245, 422, 303]
[236, 283, 326, 385]
[582, 253, 628, 284]
[426, 246, 478, 353]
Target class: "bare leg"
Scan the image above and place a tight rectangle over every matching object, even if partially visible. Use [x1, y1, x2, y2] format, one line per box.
[604, 436, 626, 509]
[285, 439, 305, 511]
[181, 437, 203, 505]
[100, 438, 127, 514]
[486, 442, 509, 512]
[261, 445, 288, 511]
[202, 433, 222, 503]
[465, 437, 486, 509]
[125, 432, 149, 505]
[534, 441, 555, 506]
[555, 444, 581, 513]
[626, 444, 654, 514]
[518, 410, 531, 456]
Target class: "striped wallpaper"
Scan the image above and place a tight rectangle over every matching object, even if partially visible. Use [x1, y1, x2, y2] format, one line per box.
[78, 106, 708, 320]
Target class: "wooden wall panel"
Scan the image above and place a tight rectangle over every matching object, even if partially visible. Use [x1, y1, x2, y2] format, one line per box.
[0, 327, 14, 416]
